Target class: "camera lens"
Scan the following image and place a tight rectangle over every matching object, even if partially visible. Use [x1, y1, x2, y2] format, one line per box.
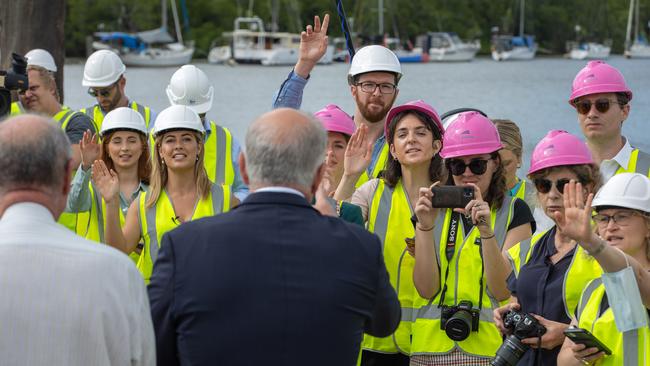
[491, 334, 529, 366]
[444, 309, 473, 341]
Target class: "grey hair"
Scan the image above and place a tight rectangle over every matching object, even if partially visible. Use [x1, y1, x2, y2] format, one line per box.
[245, 110, 327, 188]
[0, 116, 71, 193]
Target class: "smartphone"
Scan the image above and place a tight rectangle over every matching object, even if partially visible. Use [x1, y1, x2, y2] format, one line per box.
[431, 186, 474, 208]
[563, 326, 612, 355]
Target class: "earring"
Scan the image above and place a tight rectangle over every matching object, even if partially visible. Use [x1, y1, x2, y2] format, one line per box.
[161, 157, 165, 166]
[196, 155, 199, 162]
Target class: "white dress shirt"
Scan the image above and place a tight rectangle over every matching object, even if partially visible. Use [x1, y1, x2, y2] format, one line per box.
[0, 202, 155, 366]
[599, 137, 634, 182]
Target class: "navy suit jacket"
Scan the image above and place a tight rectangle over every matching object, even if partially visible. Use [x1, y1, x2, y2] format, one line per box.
[148, 191, 400, 366]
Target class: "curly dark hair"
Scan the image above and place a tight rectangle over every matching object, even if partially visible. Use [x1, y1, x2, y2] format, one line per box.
[382, 110, 444, 188]
[444, 152, 507, 210]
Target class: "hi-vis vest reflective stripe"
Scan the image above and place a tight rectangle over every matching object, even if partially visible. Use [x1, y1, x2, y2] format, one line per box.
[81, 102, 152, 131]
[10, 101, 24, 116]
[355, 143, 389, 188]
[363, 179, 415, 355]
[506, 230, 603, 319]
[203, 121, 235, 185]
[74, 183, 141, 264]
[410, 196, 516, 357]
[615, 148, 650, 177]
[137, 184, 231, 282]
[576, 278, 649, 366]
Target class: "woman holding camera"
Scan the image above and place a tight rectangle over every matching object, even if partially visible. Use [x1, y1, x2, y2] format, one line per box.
[494, 130, 603, 366]
[334, 100, 444, 365]
[556, 173, 650, 366]
[410, 112, 534, 365]
[93, 105, 236, 283]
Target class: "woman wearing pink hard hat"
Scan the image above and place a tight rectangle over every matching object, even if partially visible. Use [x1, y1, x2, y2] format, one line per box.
[494, 130, 603, 366]
[334, 100, 444, 365]
[569, 60, 650, 180]
[410, 111, 534, 365]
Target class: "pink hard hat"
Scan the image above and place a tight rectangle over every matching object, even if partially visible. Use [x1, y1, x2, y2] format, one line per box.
[314, 104, 355, 137]
[384, 100, 443, 140]
[528, 130, 594, 174]
[569, 61, 633, 104]
[439, 111, 503, 159]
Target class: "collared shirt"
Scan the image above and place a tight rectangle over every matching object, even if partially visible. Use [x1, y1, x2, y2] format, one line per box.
[202, 119, 249, 201]
[255, 186, 305, 198]
[66, 164, 147, 215]
[271, 70, 387, 178]
[599, 137, 633, 181]
[0, 202, 155, 366]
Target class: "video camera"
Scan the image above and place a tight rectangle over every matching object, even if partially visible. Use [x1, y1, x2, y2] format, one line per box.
[490, 310, 547, 366]
[0, 53, 29, 119]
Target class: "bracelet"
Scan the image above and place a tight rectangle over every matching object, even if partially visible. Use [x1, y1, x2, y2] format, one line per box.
[587, 240, 607, 257]
[416, 224, 434, 232]
[480, 233, 495, 240]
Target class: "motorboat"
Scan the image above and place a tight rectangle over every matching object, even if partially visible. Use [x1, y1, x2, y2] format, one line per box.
[384, 37, 425, 63]
[418, 32, 480, 62]
[491, 35, 537, 61]
[567, 41, 611, 60]
[208, 17, 334, 65]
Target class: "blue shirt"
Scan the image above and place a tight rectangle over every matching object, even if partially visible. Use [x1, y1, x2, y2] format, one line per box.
[507, 226, 575, 366]
[271, 70, 387, 178]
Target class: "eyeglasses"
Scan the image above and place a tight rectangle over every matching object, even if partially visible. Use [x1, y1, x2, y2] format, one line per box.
[592, 211, 645, 227]
[574, 98, 623, 115]
[356, 81, 396, 95]
[533, 178, 573, 194]
[447, 158, 490, 176]
[87, 81, 118, 98]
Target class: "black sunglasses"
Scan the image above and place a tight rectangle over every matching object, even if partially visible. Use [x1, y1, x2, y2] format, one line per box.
[533, 178, 573, 194]
[447, 158, 490, 176]
[87, 81, 119, 98]
[574, 98, 623, 115]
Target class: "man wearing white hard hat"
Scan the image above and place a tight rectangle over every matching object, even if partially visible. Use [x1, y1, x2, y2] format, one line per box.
[11, 48, 64, 116]
[80, 50, 156, 131]
[272, 15, 403, 194]
[166, 64, 248, 200]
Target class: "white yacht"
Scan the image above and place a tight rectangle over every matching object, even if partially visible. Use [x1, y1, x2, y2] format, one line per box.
[567, 41, 611, 60]
[419, 32, 480, 62]
[491, 0, 537, 61]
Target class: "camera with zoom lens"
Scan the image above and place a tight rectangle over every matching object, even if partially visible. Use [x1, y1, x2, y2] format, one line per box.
[0, 53, 29, 119]
[440, 300, 480, 341]
[490, 310, 547, 366]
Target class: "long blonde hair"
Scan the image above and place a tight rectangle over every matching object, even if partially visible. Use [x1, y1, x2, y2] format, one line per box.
[146, 130, 211, 208]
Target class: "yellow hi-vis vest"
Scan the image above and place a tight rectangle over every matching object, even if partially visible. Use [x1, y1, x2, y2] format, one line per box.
[10, 101, 24, 116]
[81, 101, 152, 131]
[506, 229, 603, 319]
[410, 196, 516, 358]
[203, 121, 236, 185]
[615, 148, 650, 177]
[137, 184, 231, 283]
[75, 183, 143, 264]
[363, 179, 416, 354]
[576, 278, 649, 366]
[355, 143, 389, 188]
[511, 179, 537, 212]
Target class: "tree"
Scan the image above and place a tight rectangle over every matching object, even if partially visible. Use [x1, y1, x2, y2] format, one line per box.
[0, 0, 66, 102]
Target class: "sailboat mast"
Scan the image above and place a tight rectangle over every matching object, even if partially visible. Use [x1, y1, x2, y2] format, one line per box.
[635, 0, 640, 42]
[171, 0, 184, 43]
[161, 0, 168, 29]
[625, 0, 634, 50]
[378, 0, 384, 36]
[519, 0, 525, 37]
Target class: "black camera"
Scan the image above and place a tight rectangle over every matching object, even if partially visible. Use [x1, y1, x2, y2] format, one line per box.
[0, 53, 29, 119]
[490, 310, 547, 366]
[440, 300, 480, 341]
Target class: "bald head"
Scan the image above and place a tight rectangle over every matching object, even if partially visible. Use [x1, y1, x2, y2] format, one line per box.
[245, 108, 326, 189]
[0, 114, 71, 193]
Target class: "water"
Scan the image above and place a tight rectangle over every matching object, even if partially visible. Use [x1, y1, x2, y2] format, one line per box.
[63, 56, 650, 173]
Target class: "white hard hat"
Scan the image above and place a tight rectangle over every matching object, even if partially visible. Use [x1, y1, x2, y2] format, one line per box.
[592, 172, 650, 213]
[100, 107, 148, 137]
[347, 45, 402, 84]
[152, 105, 205, 137]
[25, 49, 57, 72]
[82, 50, 126, 88]
[166, 65, 214, 114]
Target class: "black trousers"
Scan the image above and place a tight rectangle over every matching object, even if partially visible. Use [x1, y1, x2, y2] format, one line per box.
[360, 350, 409, 366]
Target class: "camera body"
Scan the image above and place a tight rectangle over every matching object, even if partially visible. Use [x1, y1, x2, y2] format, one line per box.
[431, 186, 474, 208]
[490, 310, 547, 366]
[440, 300, 480, 341]
[0, 53, 29, 119]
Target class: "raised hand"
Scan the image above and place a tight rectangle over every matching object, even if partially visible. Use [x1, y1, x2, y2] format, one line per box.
[343, 124, 373, 179]
[91, 160, 120, 203]
[80, 129, 101, 170]
[295, 14, 330, 78]
[554, 180, 595, 244]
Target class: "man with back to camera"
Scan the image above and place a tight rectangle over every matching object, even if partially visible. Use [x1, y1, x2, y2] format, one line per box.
[0, 115, 154, 366]
[569, 60, 650, 180]
[273, 14, 402, 192]
[148, 108, 400, 366]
